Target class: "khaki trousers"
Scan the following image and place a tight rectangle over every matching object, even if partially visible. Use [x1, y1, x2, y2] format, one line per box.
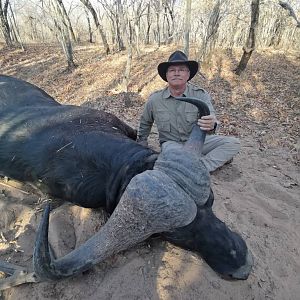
[201, 135, 240, 172]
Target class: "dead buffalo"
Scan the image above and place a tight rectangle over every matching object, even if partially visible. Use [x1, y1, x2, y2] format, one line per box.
[0, 75, 253, 289]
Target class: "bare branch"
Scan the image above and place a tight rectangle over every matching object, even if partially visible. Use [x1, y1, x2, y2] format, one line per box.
[279, 1, 300, 27]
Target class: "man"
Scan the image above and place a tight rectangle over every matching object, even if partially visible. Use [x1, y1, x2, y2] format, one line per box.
[137, 50, 240, 173]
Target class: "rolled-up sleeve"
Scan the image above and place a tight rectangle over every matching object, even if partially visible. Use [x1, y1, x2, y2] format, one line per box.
[203, 93, 216, 116]
[137, 99, 154, 141]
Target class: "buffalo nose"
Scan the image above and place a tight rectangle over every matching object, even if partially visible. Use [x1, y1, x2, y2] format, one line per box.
[229, 250, 254, 280]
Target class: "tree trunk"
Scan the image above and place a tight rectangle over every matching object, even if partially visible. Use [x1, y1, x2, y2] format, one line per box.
[57, 0, 77, 42]
[8, 3, 24, 50]
[132, 1, 146, 57]
[52, 0, 77, 71]
[145, 3, 151, 44]
[116, 2, 125, 51]
[99, 0, 124, 51]
[162, 2, 173, 44]
[80, 0, 110, 54]
[0, 0, 13, 47]
[235, 0, 260, 75]
[117, 0, 132, 91]
[115, 19, 125, 51]
[84, 7, 93, 43]
[155, 3, 161, 47]
[268, 15, 285, 47]
[198, 0, 222, 62]
[134, 21, 140, 56]
[28, 16, 38, 41]
[184, 0, 192, 57]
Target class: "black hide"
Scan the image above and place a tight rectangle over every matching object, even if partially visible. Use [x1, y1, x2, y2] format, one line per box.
[0, 75, 157, 212]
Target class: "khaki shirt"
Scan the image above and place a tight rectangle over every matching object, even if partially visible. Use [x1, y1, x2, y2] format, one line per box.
[138, 83, 215, 144]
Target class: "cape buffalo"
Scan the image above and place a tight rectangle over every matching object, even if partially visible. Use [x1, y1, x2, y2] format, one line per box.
[0, 75, 252, 289]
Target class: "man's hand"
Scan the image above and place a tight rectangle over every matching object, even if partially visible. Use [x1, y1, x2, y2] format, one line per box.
[197, 115, 218, 132]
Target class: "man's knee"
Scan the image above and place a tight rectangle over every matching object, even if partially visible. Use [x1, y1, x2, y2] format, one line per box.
[203, 135, 240, 155]
[223, 136, 241, 154]
[226, 136, 241, 152]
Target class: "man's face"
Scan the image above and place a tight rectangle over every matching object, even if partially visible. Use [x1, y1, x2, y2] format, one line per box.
[166, 64, 190, 88]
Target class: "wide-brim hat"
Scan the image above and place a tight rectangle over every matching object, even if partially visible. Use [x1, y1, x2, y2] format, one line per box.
[157, 50, 199, 82]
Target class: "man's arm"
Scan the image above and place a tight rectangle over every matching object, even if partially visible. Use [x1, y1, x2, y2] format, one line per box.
[137, 100, 154, 145]
[196, 92, 219, 133]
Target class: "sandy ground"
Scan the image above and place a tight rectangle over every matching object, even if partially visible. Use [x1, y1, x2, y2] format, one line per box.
[0, 44, 299, 299]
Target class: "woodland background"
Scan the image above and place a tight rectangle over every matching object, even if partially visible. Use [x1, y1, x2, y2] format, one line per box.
[1, 0, 299, 74]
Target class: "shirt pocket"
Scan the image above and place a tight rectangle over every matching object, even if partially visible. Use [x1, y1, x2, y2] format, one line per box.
[185, 111, 198, 124]
[156, 111, 171, 132]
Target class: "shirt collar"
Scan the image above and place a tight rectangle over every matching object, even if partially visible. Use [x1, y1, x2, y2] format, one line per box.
[163, 84, 189, 99]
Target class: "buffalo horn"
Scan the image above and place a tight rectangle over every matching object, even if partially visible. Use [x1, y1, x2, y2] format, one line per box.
[175, 97, 210, 154]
